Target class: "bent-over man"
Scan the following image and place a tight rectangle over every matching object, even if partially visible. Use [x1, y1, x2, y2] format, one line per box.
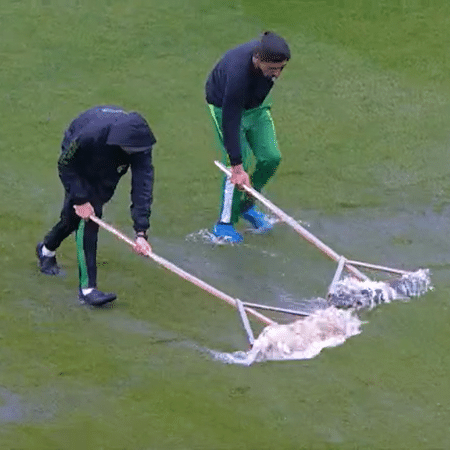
[36, 105, 156, 306]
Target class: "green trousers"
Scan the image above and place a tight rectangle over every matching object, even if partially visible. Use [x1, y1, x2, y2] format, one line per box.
[208, 103, 281, 224]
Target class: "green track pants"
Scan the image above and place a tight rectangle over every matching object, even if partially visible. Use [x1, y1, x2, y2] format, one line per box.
[207, 103, 281, 224]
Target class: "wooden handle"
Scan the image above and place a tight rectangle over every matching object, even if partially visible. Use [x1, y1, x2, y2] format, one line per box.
[90, 215, 276, 326]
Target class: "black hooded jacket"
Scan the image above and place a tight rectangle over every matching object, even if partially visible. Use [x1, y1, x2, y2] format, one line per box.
[58, 106, 156, 233]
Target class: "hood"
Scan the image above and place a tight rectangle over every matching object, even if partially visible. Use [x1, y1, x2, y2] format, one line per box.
[106, 113, 156, 152]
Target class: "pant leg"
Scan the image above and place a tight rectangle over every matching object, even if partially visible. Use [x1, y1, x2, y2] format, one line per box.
[245, 107, 282, 196]
[75, 199, 103, 289]
[207, 104, 252, 224]
[44, 191, 82, 251]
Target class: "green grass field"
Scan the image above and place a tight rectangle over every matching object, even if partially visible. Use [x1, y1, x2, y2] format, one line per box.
[2, 0, 450, 448]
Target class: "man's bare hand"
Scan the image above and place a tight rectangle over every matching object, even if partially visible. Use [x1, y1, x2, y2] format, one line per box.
[230, 164, 250, 189]
[134, 237, 152, 256]
[74, 202, 95, 219]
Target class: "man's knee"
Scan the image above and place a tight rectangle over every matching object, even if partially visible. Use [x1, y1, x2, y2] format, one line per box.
[259, 154, 281, 174]
[59, 207, 80, 233]
[271, 154, 282, 169]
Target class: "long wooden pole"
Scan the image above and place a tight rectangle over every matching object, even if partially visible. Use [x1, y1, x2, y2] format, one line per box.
[90, 215, 276, 326]
[214, 161, 369, 281]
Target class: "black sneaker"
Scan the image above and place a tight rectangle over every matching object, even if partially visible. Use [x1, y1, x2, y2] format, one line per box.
[79, 288, 117, 307]
[36, 242, 61, 275]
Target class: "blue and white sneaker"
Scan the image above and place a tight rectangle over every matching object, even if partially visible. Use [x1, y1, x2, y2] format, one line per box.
[211, 223, 243, 244]
[241, 206, 274, 234]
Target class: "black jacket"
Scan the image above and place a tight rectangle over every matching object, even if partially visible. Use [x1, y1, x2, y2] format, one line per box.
[58, 106, 156, 233]
[205, 40, 274, 165]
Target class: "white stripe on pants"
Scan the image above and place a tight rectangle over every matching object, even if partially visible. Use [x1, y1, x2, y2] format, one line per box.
[219, 176, 235, 223]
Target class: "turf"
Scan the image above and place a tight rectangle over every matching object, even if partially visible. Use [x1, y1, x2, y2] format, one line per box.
[2, 0, 450, 448]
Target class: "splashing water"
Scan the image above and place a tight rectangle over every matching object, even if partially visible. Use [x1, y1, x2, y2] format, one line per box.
[185, 213, 281, 245]
[389, 269, 432, 297]
[328, 269, 432, 309]
[185, 229, 238, 246]
[244, 214, 280, 234]
[210, 269, 432, 365]
[212, 307, 363, 365]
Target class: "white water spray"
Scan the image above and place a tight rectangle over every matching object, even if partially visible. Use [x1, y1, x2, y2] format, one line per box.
[212, 306, 362, 365]
[328, 269, 432, 309]
[212, 269, 432, 365]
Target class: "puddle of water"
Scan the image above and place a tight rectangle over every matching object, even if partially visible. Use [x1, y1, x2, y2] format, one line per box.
[0, 386, 56, 424]
[0, 387, 24, 423]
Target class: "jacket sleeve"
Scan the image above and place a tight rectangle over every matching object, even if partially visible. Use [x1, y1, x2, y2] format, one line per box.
[129, 149, 154, 233]
[57, 137, 92, 204]
[221, 73, 246, 166]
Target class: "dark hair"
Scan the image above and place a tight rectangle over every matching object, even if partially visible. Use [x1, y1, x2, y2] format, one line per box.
[254, 31, 291, 62]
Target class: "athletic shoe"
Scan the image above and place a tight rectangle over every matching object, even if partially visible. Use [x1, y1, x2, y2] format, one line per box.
[36, 242, 61, 275]
[78, 288, 117, 306]
[241, 206, 273, 233]
[211, 223, 243, 244]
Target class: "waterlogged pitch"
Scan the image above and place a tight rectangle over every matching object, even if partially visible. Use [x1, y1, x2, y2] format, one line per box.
[1, 0, 450, 448]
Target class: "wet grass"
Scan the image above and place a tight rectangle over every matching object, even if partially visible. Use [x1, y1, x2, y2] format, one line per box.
[2, 0, 450, 448]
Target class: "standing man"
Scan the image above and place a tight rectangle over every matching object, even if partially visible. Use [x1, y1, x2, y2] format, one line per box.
[36, 106, 156, 306]
[206, 31, 290, 243]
